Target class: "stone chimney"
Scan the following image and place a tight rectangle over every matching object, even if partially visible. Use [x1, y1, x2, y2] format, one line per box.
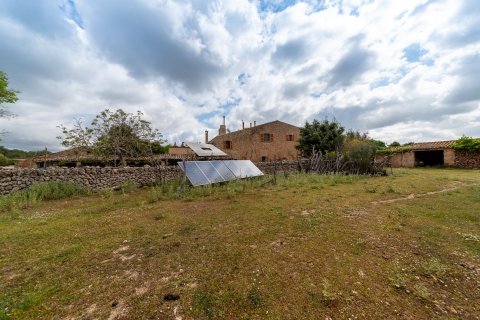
[242, 120, 245, 130]
[254, 121, 256, 127]
[218, 116, 227, 135]
[205, 130, 209, 143]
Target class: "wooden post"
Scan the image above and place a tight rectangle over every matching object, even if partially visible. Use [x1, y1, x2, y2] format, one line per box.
[43, 147, 48, 168]
[177, 159, 187, 197]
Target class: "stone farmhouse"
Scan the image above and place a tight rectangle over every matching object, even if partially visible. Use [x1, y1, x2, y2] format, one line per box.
[208, 119, 300, 162]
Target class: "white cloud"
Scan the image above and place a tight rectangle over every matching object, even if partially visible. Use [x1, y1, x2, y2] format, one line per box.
[0, 0, 479, 151]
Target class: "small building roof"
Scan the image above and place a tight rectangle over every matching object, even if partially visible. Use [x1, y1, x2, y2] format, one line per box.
[185, 142, 227, 157]
[410, 140, 456, 150]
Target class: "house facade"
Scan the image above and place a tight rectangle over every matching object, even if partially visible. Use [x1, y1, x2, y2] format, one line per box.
[209, 120, 300, 162]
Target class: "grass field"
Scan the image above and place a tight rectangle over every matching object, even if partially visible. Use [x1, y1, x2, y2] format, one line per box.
[0, 168, 479, 319]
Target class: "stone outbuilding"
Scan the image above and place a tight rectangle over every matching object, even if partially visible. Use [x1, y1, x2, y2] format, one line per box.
[208, 119, 300, 162]
[379, 140, 480, 168]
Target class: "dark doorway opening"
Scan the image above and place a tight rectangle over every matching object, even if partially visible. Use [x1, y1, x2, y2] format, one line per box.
[414, 150, 444, 167]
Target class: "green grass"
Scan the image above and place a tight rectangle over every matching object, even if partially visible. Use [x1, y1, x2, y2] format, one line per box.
[0, 168, 479, 319]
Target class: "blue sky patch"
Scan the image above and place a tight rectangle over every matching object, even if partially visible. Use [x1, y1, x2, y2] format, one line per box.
[259, 0, 298, 13]
[403, 43, 427, 63]
[59, 0, 84, 29]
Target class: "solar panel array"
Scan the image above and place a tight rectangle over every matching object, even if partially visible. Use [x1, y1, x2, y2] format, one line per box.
[185, 142, 227, 157]
[178, 160, 264, 186]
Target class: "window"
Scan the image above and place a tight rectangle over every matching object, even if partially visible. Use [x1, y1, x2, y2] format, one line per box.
[286, 134, 294, 141]
[224, 140, 232, 149]
[260, 133, 274, 142]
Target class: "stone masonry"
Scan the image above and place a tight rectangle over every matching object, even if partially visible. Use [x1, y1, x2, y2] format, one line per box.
[0, 161, 305, 195]
[0, 166, 182, 195]
[454, 150, 480, 169]
[209, 120, 300, 162]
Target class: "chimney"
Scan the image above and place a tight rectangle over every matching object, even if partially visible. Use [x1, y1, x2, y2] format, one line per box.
[250, 122, 252, 128]
[242, 120, 244, 130]
[205, 130, 209, 143]
[219, 116, 227, 135]
[254, 121, 256, 127]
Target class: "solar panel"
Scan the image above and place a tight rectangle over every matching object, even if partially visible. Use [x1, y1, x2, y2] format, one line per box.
[178, 160, 264, 186]
[185, 142, 227, 157]
[211, 161, 236, 181]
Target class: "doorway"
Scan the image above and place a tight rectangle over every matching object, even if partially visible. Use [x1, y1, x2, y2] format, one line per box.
[414, 150, 444, 167]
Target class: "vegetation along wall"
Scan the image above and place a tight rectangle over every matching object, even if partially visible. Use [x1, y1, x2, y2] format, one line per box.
[0, 161, 305, 195]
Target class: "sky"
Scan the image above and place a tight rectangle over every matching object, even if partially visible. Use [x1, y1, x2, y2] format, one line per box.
[0, 0, 479, 151]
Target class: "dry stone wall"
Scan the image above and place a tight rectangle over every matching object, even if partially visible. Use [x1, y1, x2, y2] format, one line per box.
[0, 161, 304, 195]
[256, 160, 302, 174]
[454, 150, 480, 169]
[0, 166, 182, 195]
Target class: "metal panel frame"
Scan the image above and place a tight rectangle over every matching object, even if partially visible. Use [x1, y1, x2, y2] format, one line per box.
[178, 160, 263, 186]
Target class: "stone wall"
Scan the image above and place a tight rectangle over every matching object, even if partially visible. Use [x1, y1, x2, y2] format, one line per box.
[0, 161, 305, 195]
[454, 150, 480, 169]
[444, 149, 456, 166]
[0, 166, 182, 195]
[377, 152, 415, 168]
[255, 160, 302, 174]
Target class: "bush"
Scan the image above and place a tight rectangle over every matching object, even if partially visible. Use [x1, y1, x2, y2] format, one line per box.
[451, 136, 480, 151]
[0, 153, 14, 166]
[343, 139, 376, 173]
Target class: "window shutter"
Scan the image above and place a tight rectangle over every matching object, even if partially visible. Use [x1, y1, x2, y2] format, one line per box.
[270, 134, 274, 142]
[260, 133, 264, 142]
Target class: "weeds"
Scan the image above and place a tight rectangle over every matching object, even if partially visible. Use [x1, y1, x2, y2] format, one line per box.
[320, 279, 340, 305]
[389, 267, 408, 289]
[0, 181, 89, 214]
[192, 290, 217, 319]
[413, 284, 430, 300]
[247, 286, 262, 308]
[422, 258, 447, 278]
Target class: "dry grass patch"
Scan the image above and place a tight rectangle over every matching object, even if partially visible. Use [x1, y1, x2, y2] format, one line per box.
[0, 168, 479, 319]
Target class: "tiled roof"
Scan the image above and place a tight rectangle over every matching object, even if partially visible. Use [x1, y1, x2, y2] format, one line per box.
[411, 140, 455, 150]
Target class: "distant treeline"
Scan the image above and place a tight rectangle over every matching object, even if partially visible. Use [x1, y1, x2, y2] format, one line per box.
[0, 146, 49, 159]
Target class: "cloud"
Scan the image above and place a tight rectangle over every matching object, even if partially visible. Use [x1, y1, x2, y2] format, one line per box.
[0, 0, 479, 151]
[329, 37, 376, 87]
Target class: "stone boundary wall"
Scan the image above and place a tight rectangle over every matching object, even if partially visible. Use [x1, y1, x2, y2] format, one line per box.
[0, 161, 304, 195]
[454, 150, 480, 169]
[255, 160, 302, 174]
[0, 166, 182, 195]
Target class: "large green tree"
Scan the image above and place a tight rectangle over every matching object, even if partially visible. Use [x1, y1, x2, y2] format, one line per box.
[0, 70, 19, 118]
[58, 108, 164, 166]
[297, 119, 345, 156]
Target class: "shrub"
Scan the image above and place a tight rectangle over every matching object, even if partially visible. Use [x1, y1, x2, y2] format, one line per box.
[0, 153, 14, 166]
[451, 136, 480, 151]
[343, 139, 376, 173]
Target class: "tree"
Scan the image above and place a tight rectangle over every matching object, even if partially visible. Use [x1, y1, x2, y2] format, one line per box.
[0, 70, 19, 118]
[297, 119, 345, 157]
[389, 141, 401, 147]
[370, 139, 387, 150]
[58, 108, 164, 166]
